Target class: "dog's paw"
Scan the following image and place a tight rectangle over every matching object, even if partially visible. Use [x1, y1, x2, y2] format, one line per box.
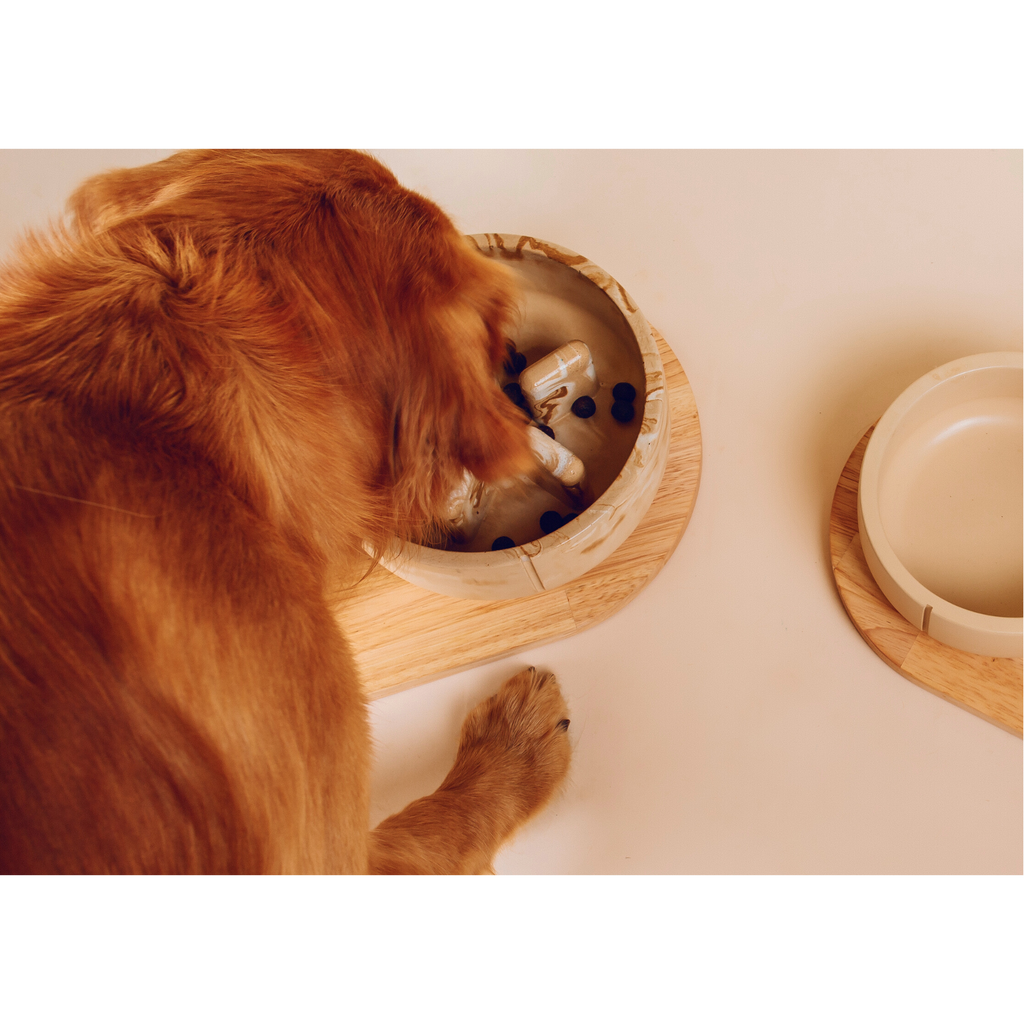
[445, 666, 572, 826]
[371, 667, 571, 874]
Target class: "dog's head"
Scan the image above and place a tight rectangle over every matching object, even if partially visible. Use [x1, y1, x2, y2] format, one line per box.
[68, 150, 534, 543]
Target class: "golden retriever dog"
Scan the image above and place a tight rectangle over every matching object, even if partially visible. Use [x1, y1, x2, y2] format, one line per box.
[0, 150, 571, 873]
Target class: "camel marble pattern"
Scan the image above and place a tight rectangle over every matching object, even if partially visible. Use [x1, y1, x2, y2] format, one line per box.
[520, 340, 599, 425]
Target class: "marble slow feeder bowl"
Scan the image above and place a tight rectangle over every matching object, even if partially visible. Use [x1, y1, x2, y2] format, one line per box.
[858, 351, 1023, 658]
[379, 234, 671, 601]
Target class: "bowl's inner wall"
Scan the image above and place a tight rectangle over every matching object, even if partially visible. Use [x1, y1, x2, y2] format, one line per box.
[878, 366, 1023, 617]
[434, 247, 647, 552]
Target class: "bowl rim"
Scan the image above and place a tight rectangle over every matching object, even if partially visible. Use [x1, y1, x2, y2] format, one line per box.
[857, 350, 1024, 646]
[382, 232, 668, 571]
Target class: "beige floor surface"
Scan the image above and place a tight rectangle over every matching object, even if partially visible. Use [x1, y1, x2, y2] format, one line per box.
[2, 149, 1020, 873]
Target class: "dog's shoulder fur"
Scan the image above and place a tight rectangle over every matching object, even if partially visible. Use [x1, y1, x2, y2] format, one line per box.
[0, 150, 568, 874]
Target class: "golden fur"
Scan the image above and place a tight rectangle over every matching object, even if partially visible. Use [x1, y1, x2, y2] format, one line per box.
[0, 150, 570, 873]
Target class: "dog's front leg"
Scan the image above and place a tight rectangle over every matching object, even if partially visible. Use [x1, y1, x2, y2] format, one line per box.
[368, 667, 571, 874]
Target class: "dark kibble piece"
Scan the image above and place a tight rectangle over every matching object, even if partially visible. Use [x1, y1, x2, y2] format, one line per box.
[491, 536, 516, 550]
[539, 510, 563, 534]
[612, 382, 637, 403]
[611, 400, 635, 423]
[561, 513, 577, 525]
[503, 382, 525, 407]
[503, 358, 517, 376]
[571, 395, 596, 418]
[538, 424, 555, 439]
[513, 351, 527, 374]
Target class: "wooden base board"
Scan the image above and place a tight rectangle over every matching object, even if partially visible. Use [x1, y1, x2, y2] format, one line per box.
[830, 426, 1023, 737]
[334, 329, 702, 699]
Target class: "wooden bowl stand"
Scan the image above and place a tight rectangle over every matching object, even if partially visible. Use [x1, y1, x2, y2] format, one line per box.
[334, 329, 702, 699]
[830, 426, 1022, 736]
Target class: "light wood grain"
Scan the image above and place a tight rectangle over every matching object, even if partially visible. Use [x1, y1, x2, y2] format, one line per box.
[334, 329, 702, 699]
[830, 427, 1023, 737]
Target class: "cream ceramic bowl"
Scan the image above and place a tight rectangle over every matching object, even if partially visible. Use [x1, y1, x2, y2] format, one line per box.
[858, 351, 1023, 657]
[379, 234, 671, 601]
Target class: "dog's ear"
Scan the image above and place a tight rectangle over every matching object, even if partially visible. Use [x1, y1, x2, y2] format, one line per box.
[456, 382, 535, 484]
[384, 276, 535, 537]
[436, 256, 535, 484]
[387, 370, 534, 541]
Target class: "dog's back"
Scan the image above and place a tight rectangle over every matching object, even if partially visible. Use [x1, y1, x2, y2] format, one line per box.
[0, 151, 541, 873]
